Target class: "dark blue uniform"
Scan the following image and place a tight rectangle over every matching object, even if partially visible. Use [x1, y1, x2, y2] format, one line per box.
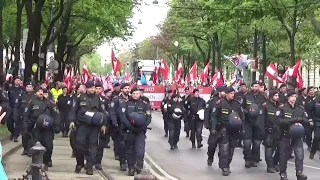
[8, 85, 24, 140]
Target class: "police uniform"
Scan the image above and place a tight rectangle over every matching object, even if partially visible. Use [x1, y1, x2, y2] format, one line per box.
[187, 89, 206, 148]
[182, 87, 192, 137]
[310, 96, 320, 159]
[167, 94, 184, 149]
[304, 88, 316, 149]
[263, 90, 281, 173]
[161, 90, 172, 137]
[20, 82, 35, 155]
[8, 78, 24, 141]
[23, 87, 60, 170]
[242, 81, 267, 167]
[68, 81, 109, 175]
[206, 86, 225, 166]
[109, 83, 130, 171]
[277, 90, 309, 180]
[119, 87, 151, 176]
[210, 87, 244, 176]
[56, 87, 73, 137]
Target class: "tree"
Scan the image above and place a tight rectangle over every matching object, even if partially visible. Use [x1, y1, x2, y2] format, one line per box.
[80, 52, 112, 75]
[131, 37, 168, 60]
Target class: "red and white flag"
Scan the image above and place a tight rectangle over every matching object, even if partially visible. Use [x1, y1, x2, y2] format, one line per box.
[159, 59, 169, 81]
[174, 60, 184, 84]
[111, 49, 121, 75]
[152, 65, 159, 85]
[265, 63, 283, 83]
[201, 61, 210, 84]
[82, 64, 90, 83]
[187, 62, 198, 84]
[211, 69, 224, 88]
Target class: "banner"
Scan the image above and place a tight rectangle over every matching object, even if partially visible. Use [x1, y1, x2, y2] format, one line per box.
[134, 85, 212, 109]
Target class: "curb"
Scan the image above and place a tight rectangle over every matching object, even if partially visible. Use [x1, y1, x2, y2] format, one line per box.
[1, 136, 23, 163]
[0, 136, 10, 145]
[99, 169, 115, 180]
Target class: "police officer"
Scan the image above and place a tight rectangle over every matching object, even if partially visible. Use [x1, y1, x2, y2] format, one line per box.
[8, 76, 24, 142]
[161, 89, 173, 137]
[103, 89, 113, 149]
[210, 86, 244, 176]
[112, 82, 121, 97]
[139, 88, 150, 106]
[206, 86, 226, 166]
[167, 93, 184, 149]
[263, 90, 281, 173]
[296, 88, 307, 106]
[68, 81, 109, 175]
[309, 94, 320, 159]
[23, 87, 60, 170]
[235, 83, 247, 103]
[95, 82, 109, 170]
[277, 90, 311, 180]
[182, 87, 192, 137]
[304, 86, 316, 150]
[242, 81, 267, 168]
[119, 87, 151, 176]
[109, 83, 130, 171]
[20, 82, 35, 156]
[57, 84, 73, 137]
[278, 84, 287, 105]
[187, 88, 206, 148]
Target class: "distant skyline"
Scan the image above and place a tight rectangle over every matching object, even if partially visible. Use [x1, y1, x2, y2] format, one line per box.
[96, 0, 170, 65]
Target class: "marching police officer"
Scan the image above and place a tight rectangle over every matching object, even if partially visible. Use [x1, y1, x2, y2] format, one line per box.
[210, 86, 244, 176]
[186, 88, 206, 148]
[103, 89, 113, 149]
[8, 76, 24, 142]
[109, 83, 130, 171]
[68, 81, 109, 175]
[23, 87, 60, 170]
[206, 86, 226, 166]
[182, 87, 192, 137]
[57, 84, 73, 137]
[277, 90, 312, 180]
[304, 86, 316, 150]
[242, 81, 267, 168]
[119, 87, 151, 176]
[309, 95, 320, 159]
[20, 82, 35, 156]
[263, 90, 281, 173]
[139, 88, 150, 106]
[167, 93, 184, 149]
[161, 89, 173, 137]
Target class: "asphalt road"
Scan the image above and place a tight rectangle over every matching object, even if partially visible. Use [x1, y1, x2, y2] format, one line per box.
[145, 111, 320, 180]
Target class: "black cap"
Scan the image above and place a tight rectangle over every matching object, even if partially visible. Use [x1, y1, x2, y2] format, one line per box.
[85, 80, 95, 88]
[225, 86, 235, 93]
[120, 83, 130, 89]
[95, 82, 103, 88]
[279, 84, 286, 88]
[251, 81, 259, 86]
[104, 89, 112, 93]
[193, 88, 199, 93]
[286, 90, 297, 97]
[25, 81, 33, 86]
[269, 90, 278, 99]
[216, 86, 226, 92]
[131, 87, 139, 94]
[139, 88, 144, 92]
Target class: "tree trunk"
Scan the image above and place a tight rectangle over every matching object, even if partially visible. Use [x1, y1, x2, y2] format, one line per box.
[0, 0, 4, 74]
[193, 36, 206, 60]
[205, 41, 211, 66]
[13, 0, 24, 76]
[252, 29, 258, 81]
[214, 32, 222, 69]
[260, 33, 267, 81]
[289, 34, 295, 65]
[211, 37, 215, 75]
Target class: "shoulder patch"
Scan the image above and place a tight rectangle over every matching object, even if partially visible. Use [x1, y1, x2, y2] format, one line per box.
[111, 102, 114, 107]
[212, 107, 216, 112]
[122, 108, 126, 112]
[275, 111, 281, 116]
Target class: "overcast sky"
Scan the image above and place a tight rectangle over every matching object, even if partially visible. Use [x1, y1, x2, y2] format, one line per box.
[96, 0, 170, 62]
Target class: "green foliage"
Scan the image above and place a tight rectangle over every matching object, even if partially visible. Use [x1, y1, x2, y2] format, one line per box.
[80, 52, 112, 75]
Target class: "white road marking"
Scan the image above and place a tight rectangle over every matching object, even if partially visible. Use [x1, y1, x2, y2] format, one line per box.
[145, 153, 179, 180]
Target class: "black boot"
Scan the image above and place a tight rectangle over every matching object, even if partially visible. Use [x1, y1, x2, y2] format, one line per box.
[95, 164, 102, 170]
[174, 144, 178, 149]
[75, 165, 83, 173]
[21, 150, 28, 156]
[191, 142, 196, 148]
[245, 161, 252, 168]
[128, 168, 135, 176]
[267, 167, 276, 173]
[309, 153, 315, 159]
[197, 142, 203, 149]
[186, 132, 189, 137]
[251, 161, 258, 167]
[47, 161, 52, 167]
[120, 163, 127, 171]
[207, 158, 213, 166]
[280, 173, 288, 180]
[170, 145, 175, 150]
[296, 172, 307, 180]
[222, 168, 230, 176]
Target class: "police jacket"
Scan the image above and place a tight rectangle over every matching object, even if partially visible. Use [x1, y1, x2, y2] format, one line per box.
[204, 95, 222, 129]
[119, 98, 151, 131]
[68, 93, 108, 126]
[278, 103, 309, 133]
[235, 91, 246, 105]
[167, 100, 184, 120]
[305, 96, 316, 120]
[0, 87, 10, 125]
[103, 97, 112, 112]
[243, 91, 267, 121]
[296, 95, 307, 107]
[263, 100, 281, 130]
[188, 96, 206, 116]
[109, 93, 129, 126]
[8, 86, 24, 107]
[23, 96, 60, 130]
[278, 92, 287, 105]
[19, 92, 34, 117]
[57, 94, 73, 113]
[210, 98, 244, 130]
[310, 97, 320, 126]
[161, 97, 171, 115]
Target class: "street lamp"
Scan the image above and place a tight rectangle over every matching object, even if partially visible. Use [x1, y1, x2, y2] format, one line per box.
[174, 41, 179, 69]
[138, 19, 142, 24]
[174, 41, 179, 47]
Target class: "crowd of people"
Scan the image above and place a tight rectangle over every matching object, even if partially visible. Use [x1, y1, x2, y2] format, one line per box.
[0, 73, 152, 176]
[161, 81, 319, 180]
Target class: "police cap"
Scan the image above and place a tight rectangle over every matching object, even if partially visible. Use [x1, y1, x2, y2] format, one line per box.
[85, 80, 95, 88]
[139, 88, 144, 92]
[251, 81, 259, 86]
[95, 81, 103, 88]
[225, 86, 235, 94]
[25, 81, 34, 87]
[286, 90, 297, 97]
[269, 90, 278, 99]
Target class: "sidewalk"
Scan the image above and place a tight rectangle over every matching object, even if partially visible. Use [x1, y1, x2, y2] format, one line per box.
[4, 136, 137, 180]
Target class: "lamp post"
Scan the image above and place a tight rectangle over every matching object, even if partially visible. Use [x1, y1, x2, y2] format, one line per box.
[174, 41, 179, 67]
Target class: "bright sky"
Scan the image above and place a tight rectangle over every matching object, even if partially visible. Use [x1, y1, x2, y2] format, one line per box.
[96, 0, 170, 63]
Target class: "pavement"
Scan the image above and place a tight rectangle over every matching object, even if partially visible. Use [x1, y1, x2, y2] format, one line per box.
[145, 111, 320, 180]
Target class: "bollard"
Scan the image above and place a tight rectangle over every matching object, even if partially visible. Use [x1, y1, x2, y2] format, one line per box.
[30, 142, 46, 180]
[134, 169, 158, 180]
